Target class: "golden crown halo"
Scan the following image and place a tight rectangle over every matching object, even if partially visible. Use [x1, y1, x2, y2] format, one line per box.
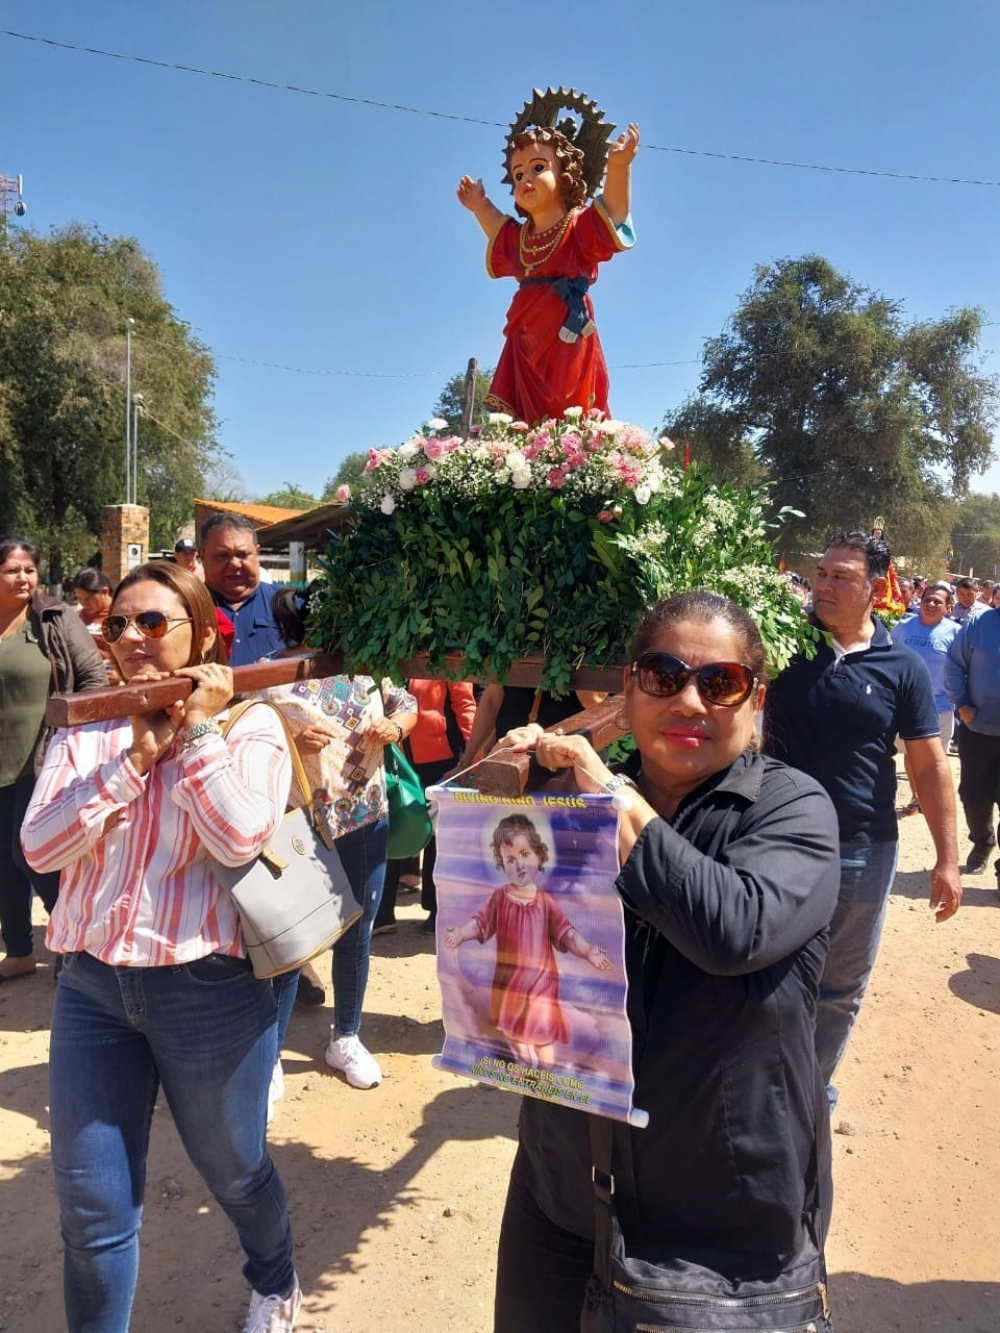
[503, 87, 616, 200]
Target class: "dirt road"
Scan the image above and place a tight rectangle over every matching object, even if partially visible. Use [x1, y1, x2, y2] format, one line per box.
[1, 767, 997, 1331]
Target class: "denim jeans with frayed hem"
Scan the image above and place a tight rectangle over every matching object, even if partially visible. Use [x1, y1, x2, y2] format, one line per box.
[272, 816, 389, 1053]
[50, 950, 293, 1333]
[815, 839, 899, 1108]
[330, 816, 388, 1036]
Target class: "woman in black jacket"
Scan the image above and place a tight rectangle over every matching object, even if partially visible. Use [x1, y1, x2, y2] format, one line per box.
[494, 591, 841, 1332]
[0, 536, 105, 980]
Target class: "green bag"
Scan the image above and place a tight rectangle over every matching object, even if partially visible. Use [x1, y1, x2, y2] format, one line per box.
[384, 744, 433, 860]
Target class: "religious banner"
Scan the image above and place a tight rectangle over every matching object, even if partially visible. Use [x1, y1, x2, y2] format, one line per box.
[428, 786, 647, 1127]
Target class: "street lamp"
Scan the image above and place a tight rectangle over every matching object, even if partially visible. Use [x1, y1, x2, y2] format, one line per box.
[131, 393, 145, 504]
[124, 319, 135, 503]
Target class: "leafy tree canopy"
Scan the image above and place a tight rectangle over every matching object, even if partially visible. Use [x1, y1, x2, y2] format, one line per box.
[319, 366, 496, 500]
[0, 224, 219, 580]
[322, 452, 368, 497]
[256, 482, 317, 509]
[950, 493, 1000, 580]
[432, 364, 494, 435]
[663, 255, 997, 571]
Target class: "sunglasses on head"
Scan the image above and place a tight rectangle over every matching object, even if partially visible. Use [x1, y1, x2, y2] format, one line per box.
[630, 652, 756, 707]
[102, 611, 192, 645]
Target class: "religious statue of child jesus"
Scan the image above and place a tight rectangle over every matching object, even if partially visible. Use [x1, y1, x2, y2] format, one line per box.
[457, 96, 639, 425]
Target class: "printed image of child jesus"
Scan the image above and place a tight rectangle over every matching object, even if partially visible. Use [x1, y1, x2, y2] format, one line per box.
[444, 814, 612, 1067]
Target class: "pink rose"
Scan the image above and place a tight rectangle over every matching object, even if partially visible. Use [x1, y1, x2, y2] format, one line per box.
[415, 466, 431, 485]
[423, 437, 446, 460]
[364, 448, 389, 473]
[510, 421, 530, 433]
[335, 484, 352, 504]
[546, 467, 568, 489]
[597, 509, 615, 523]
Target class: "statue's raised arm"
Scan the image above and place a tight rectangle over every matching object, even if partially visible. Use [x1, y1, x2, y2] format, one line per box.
[456, 88, 638, 425]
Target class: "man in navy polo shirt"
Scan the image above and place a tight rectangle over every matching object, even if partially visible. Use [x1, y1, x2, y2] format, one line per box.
[945, 603, 1000, 881]
[199, 513, 283, 666]
[765, 530, 961, 1103]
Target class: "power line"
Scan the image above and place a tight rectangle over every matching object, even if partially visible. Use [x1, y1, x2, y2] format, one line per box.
[5, 28, 1000, 190]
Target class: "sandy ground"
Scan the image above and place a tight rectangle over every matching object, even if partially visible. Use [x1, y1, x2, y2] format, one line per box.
[1, 755, 998, 1332]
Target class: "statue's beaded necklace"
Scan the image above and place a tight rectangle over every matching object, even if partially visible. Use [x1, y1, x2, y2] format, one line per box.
[518, 210, 573, 276]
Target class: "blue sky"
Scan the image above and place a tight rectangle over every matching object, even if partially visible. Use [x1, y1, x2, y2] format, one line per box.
[4, 2, 999, 501]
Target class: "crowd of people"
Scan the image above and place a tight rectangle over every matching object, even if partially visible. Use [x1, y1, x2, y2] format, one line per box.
[0, 519, 982, 1332]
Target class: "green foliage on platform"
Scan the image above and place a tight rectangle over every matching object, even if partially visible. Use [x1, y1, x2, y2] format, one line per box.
[311, 415, 819, 690]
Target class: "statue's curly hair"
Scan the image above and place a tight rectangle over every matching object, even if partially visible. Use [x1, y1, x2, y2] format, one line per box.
[506, 127, 587, 216]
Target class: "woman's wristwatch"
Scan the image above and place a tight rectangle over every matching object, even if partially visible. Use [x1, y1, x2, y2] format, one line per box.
[601, 774, 637, 795]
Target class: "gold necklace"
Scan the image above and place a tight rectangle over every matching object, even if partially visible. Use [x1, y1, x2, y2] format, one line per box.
[519, 211, 572, 276]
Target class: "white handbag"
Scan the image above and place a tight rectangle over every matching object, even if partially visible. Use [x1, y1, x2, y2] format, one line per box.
[209, 700, 362, 978]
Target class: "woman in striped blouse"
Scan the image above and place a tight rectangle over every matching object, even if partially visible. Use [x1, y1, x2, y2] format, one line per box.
[22, 561, 302, 1333]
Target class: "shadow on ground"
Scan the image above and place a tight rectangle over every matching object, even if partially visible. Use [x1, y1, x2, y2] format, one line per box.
[831, 1273, 999, 1332]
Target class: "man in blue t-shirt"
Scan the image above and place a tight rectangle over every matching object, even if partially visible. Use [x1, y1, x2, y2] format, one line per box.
[766, 531, 961, 1104]
[199, 514, 283, 667]
[892, 582, 960, 808]
[945, 604, 1000, 882]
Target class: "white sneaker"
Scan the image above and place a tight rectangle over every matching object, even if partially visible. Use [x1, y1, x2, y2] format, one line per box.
[243, 1276, 301, 1332]
[266, 1059, 284, 1124]
[324, 1032, 382, 1088]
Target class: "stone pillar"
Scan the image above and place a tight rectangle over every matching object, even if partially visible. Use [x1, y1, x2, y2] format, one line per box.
[101, 505, 150, 586]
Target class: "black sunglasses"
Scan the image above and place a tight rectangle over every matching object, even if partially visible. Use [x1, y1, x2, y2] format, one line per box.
[630, 652, 756, 708]
[103, 611, 192, 645]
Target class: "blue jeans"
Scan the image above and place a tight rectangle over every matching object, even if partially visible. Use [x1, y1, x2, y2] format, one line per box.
[50, 950, 294, 1332]
[331, 817, 388, 1037]
[815, 839, 899, 1104]
[273, 816, 388, 1051]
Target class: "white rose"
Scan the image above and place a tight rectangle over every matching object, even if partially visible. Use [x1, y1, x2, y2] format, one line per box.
[488, 412, 513, 426]
[380, 495, 396, 515]
[602, 419, 625, 435]
[399, 469, 418, 491]
[563, 405, 583, 419]
[511, 469, 532, 490]
[634, 485, 652, 505]
[506, 450, 527, 471]
[398, 441, 420, 460]
[426, 417, 448, 431]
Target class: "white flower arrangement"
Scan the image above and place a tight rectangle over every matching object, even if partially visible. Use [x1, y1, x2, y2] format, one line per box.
[357, 410, 675, 510]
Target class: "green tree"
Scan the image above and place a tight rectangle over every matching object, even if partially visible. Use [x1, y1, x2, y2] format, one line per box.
[950, 493, 1000, 579]
[667, 255, 997, 570]
[0, 225, 219, 579]
[660, 399, 769, 489]
[322, 452, 368, 497]
[256, 483, 317, 509]
[432, 364, 495, 435]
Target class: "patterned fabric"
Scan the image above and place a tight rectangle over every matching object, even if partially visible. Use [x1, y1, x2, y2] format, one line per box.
[21, 707, 291, 966]
[261, 675, 417, 840]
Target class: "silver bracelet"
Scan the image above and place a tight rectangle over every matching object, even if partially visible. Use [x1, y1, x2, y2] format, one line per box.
[602, 774, 637, 795]
[180, 720, 223, 749]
